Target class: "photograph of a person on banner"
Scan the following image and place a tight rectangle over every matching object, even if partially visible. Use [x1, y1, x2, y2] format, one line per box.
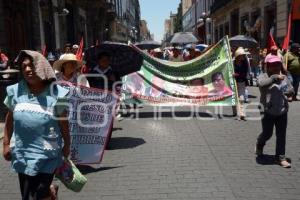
[147, 76, 166, 98]
[208, 72, 233, 98]
[187, 78, 209, 97]
[124, 72, 146, 96]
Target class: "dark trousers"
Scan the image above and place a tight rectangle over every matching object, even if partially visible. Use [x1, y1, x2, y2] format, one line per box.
[291, 74, 300, 96]
[257, 112, 288, 160]
[18, 173, 54, 200]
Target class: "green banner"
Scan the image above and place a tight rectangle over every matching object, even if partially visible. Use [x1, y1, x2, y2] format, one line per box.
[122, 37, 237, 106]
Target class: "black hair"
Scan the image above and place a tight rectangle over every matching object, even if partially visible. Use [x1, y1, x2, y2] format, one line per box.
[97, 52, 111, 60]
[65, 43, 72, 48]
[211, 72, 224, 82]
[18, 54, 34, 67]
[190, 78, 205, 86]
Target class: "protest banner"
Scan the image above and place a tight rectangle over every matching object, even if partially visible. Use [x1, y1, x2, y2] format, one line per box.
[122, 36, 238, 106]
[57, 81, 119, 164]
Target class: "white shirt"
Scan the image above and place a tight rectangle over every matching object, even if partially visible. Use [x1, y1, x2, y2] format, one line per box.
[56, 72, 90, 88]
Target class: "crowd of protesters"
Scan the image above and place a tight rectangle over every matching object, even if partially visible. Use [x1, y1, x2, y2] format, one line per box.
[0, 38, 299, 199]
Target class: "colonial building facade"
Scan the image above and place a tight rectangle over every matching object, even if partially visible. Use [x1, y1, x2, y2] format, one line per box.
[210, 0, 298, 46]
[0, 0, 141, 59]
[182, 0, 215, 44]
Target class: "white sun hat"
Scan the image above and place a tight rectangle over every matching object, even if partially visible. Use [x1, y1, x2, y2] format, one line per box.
[53, 53, 83, 72]
[234, 47, 249, 58]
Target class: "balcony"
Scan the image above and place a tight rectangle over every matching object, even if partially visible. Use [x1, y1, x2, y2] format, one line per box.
[210, 0, 232, 13]
[76, 0, 106, 9]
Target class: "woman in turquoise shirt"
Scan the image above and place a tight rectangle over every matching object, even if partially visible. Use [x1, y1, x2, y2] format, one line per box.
[2, 50, 70, 200]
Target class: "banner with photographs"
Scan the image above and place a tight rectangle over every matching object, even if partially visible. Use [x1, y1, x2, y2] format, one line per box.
[122, 37, 237, 106]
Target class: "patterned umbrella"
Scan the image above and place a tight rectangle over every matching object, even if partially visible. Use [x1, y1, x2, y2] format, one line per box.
[84, 41, 143, 77]
[135, 40, 161, 50]
[229, 35, 258, 48]
[170, 32, 199, 45]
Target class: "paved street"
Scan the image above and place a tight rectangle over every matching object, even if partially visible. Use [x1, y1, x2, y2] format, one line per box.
[1, 87, 300, 200]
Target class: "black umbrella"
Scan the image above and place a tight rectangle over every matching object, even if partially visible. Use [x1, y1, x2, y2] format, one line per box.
[229, 35, 258, 48]
[170, 32, 198, 45]
[135, 40, 161, 50]
[84, 41, 143, 77]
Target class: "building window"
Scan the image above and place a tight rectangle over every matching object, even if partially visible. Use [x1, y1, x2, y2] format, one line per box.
[225, 22, 229, 36]
[215, 27, 219, 42]
[230, 9, 239, 36]
[240, 14, 249, 35]
[264, 2, 277, 46]
[219, 24, 224, 38]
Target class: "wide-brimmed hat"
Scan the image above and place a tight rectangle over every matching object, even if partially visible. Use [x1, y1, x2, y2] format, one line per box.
[153, 48, 162, 53]
[53, 53, 83, 71]
[234, 47, 249, 58]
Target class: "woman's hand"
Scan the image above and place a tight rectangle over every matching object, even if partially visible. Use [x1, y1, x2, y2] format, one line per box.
[3, 111, 13, 161]
[3, 144, 11, 161]
[58, 111, 71, 158]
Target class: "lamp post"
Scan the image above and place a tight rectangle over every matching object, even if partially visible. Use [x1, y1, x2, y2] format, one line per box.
[193, 0, 198, 37]
[130, 26, 138, 42]
[197, 12, 211, 44]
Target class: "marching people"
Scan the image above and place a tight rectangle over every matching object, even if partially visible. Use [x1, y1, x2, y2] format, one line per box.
[163, 48, 170, 60]
[256, 55, 294, 168]
[0, 47, 9, 70]
[54, 53, 90, 87]
[248, 47, 261, 86]
[59, 43, 73, 59]
[232, 47, 250, 120]
[283, 43, 300, 101]
[169, 47, 184, 62]
[2, 50, 71, 199]
[47, 52, 56, 67]
[72, 44, 79, 55]
[86, 52, 120, 146]
[153, 48, 164, 59]
[259, 48, 267, 73]
[183, 44, 198, 61]
[87, 52, 119, 90]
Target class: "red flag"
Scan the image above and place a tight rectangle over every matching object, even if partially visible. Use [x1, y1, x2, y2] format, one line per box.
[267, 30, 277, 50]
[76, 37, 84, 61]
[282, 1, 293, 50]
[42, 45, 47, 56]
[292, 0, 300, 20]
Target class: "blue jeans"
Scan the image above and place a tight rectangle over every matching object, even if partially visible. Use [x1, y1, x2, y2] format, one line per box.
[251, 66, 260, 78]
[291, 74, 300, 96]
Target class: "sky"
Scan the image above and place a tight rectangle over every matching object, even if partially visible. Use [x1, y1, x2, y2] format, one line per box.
[140, 0, 180, 42]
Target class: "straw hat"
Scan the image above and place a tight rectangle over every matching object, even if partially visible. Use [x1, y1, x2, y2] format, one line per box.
[153, 48, 162, 53]
[53, 53, 82, 71]
[234, 47, 249, 58]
